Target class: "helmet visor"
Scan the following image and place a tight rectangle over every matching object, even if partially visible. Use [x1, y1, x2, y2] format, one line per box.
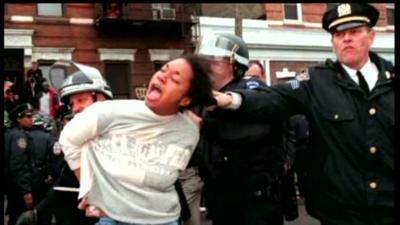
[49, 61, 101, 92]
[195, 34, 249, 66]
[195, 34, 239, 60]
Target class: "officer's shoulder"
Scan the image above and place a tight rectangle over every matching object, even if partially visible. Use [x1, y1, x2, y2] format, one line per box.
[309, 61, 338, 78]
[8, 128, 28, 149]
[8, 127, 23, 136]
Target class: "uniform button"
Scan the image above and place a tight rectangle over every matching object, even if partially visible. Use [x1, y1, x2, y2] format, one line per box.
[369, 108, 376, 115]
[369, 147, 377, 154]
[334, 114, 339, 120]
[254, 190, 262, 196]
[385, 71, 391, 79]
[369, 181, 377, 189]
[223, 156, 228, 161]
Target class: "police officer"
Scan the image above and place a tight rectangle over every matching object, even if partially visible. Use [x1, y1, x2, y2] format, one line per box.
[28, 113, 55, 225]
[192, 33, 286, 225]
[51, 104, 73, 181]
[5, 103, 35, 225]
[213, 3, 394, 225]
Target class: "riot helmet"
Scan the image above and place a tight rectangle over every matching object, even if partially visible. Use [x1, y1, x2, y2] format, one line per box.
[49, 60, 113, 104]
[195, 33, 249, 79]
[32, 112, 45, 127]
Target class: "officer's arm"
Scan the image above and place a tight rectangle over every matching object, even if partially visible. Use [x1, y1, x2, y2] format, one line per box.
[215, 81, 308, 122]
[59, 103, 101, 179]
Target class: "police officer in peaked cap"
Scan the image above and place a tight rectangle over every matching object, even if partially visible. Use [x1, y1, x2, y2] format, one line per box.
[5, 103, 35, 225]
[210, 3, 394, 225]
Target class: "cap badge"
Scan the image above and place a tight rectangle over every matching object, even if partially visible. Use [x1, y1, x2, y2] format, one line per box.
[338, 4, 351, 17]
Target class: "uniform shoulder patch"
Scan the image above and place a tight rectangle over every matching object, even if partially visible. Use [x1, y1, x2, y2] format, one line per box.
[287, 79, 300, 90]
[53, 142, 62, 155]
[17, 137, 27, 150]
[245, 80, 261, 89]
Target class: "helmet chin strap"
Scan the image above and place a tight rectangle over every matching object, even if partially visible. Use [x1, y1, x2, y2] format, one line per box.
[91, 92, 98, 103]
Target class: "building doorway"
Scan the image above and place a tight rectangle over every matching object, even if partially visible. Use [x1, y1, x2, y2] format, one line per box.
[4, 49, 26, 100]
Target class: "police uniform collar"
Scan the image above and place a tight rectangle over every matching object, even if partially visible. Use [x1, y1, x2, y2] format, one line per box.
[368, 51, 395, 85]
[341, 58, 378, 90]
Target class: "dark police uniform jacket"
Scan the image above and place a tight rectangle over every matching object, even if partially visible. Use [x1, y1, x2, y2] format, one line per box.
[29, 128, 54, 187]
[5, 126, 33, 196]
[199, 77, 286, 220]
[4, 126, 34, 221]
[223, 52, 394, 225]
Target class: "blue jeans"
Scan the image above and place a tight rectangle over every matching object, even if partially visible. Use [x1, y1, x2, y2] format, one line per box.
[96, 217, 181, 225]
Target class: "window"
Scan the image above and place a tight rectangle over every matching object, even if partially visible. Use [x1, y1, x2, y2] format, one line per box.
[38, 60, 56, 86]
[284, 3, 302, 21]
[153, 61, 166, 72]
[105, 3, 122, 19]
[38, 60, 68, 90]
[386, 4, 394, 26]
[105, 62, 130, 99]
[37, 3, 63, 16]
[152, 3, 172, 10]
[326, 3, 340, 10]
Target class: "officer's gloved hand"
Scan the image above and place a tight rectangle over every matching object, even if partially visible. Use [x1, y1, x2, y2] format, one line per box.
[15, 209, 37, 225]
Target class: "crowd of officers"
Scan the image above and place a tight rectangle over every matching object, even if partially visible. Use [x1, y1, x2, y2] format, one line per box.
[3, 3, 394, 225]
[4, 101, 75, 225]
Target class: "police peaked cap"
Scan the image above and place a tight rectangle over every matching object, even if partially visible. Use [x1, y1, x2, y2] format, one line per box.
[322, 3, 379, 33]
[9, 103, 34, 122]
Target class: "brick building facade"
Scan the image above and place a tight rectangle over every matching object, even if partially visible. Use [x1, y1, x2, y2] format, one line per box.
[4, 3, 198, 99]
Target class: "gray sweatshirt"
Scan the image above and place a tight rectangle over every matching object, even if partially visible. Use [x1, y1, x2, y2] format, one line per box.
[59, 100, 199, 224]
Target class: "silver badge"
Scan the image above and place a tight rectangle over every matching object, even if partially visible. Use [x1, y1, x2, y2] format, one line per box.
[385, 71, 391, 79]
[288, 79, 300, 90]
[17, 138, 27, 150]
[53, 142, 62, 155]
[338, 4, 351, 17]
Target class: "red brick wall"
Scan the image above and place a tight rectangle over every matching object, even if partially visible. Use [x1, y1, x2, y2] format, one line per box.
[302, 4, 325, 23]
[265, 4, 283, 20]
[6, 4, 37, 16]
[65, 4, 96, 18]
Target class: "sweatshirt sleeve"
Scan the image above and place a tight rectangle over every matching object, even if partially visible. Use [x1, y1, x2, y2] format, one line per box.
[59, 103, 100, 170]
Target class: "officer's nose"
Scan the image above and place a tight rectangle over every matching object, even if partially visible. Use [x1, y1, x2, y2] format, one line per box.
[343, 31, 353, 42]
[72, 105, 83, 114]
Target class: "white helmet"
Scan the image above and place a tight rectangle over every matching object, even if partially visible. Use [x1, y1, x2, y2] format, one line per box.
[195, 33, 250, 78]
[49, 60, 113, 104]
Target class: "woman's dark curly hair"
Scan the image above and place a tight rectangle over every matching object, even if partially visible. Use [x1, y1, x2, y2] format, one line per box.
[181, 54, 216, 109]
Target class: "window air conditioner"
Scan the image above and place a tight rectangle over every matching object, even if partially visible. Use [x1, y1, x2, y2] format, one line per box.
[160, 8, 176, 20]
